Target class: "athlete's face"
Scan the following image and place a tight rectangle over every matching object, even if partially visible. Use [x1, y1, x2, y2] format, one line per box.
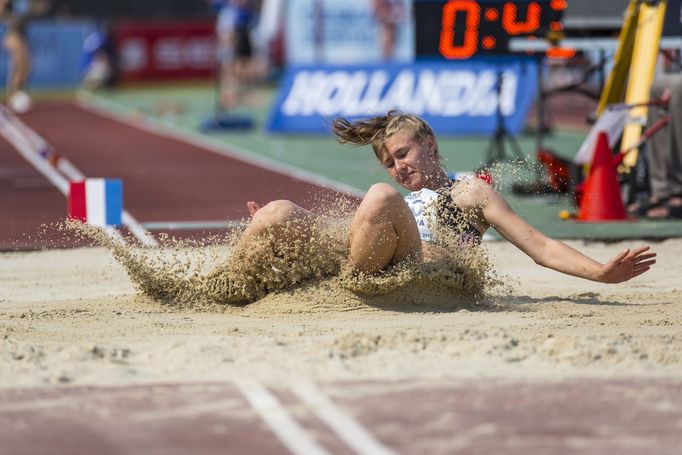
[379, 130, 443, 191]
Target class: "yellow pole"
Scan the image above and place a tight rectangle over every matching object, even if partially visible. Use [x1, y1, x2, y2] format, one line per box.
[596, 0, 640, 116]
[620, 0, 667, 169]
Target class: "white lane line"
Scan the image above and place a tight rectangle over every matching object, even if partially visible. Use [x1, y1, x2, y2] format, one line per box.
[235, 380, 332, 455]
[121, 212, 158, 247]
[0, 111, 69, 194]
[142, 220, 246, 231]
[0, 106, 158, 247]
[0, 396, 78, 413]
[292, 380, 398, 455]
[75, 90, 365, 198]
[131, 398, 244, 422]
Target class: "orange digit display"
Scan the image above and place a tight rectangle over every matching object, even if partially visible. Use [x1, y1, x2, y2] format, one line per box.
[416, 1, 565, 59]
[439, 0, 481, 59]
[482, 36, 496, 49]
[502, 1, 541, 35]
[550, 0, 567, 11]
[485, 8, 499, 21]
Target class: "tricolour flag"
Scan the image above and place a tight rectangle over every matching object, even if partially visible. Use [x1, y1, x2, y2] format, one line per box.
[68, 179, 123, 227]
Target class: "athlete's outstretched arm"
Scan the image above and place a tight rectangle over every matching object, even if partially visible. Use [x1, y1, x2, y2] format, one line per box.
[474, 181, 656, 283]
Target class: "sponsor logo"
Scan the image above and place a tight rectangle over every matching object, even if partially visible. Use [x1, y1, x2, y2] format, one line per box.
[153, 37, 215, 70]
[120, 37, 215, 72]
[120, 39, 148, 71]
[268, 60, 537, 135]
[282, 68, 517, 118]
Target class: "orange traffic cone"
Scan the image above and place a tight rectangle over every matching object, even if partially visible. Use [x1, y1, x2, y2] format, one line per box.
[577, 132, 627, 222]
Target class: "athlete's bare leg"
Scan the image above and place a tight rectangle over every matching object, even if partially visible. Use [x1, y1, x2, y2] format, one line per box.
[239, 199, 315, 245]
[347, 183, 422, 274]
[243, 185, 422, 275]
[3, 29, 30, 98]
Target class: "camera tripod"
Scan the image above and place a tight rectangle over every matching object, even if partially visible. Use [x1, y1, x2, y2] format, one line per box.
[484, 70, 525, 166]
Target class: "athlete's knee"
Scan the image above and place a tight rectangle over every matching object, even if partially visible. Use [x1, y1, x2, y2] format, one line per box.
[364, 183, 402, 207]
[252, 199, 299, 225]
[355, 183, 404, 224]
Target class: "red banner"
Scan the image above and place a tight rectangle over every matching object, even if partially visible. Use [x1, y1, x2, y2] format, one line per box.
[115, 20, 216, 82]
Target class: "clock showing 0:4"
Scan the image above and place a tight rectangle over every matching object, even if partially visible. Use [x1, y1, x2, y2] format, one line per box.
[415, 0, 567, 59]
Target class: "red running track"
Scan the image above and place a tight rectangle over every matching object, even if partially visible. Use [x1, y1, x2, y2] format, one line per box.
[0, 101, 356, 249]
[1, 379, 682, 455]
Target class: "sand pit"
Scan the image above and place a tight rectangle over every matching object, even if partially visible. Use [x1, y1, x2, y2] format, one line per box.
[1, 238, 681, 388]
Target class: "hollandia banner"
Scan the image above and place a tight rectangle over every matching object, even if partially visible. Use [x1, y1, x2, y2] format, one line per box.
[266, 58, 538, 136]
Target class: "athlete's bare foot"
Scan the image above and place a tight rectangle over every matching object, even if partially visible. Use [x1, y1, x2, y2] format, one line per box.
[247, 201, 261, 217]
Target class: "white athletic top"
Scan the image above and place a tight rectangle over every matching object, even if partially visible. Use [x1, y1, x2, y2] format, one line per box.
[404, 188, 440, 243]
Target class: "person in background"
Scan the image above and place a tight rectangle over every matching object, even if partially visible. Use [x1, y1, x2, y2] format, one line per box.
[80, 22, 117, 90]
[212, 0, 237, 108]
[371, 0, 404, 61]
[0, 0, 31, 113]
[231, 0, 256, 82]
[249, 0, 282, 81]
[211, 0, 257, 109]
[642, 73, 682, 219]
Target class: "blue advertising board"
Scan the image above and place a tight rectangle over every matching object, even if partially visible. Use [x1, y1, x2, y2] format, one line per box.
[267, 58, 538, 135]
[0, 20, 94, 88]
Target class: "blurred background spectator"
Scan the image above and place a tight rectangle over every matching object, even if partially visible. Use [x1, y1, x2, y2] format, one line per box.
[371, 0, 405, 61]
[250, 0, 283, 79]
[79, 21, 117, 90]
[1, 0, 32, 112]
[212, 0, 260, 109]
[641, 72, 682, 220]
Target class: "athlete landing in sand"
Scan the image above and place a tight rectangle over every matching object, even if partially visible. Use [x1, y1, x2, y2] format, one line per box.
[240, 111, 656, 284]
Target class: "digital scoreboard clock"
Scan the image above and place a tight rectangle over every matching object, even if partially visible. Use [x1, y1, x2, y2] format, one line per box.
[415, 0, 567, 59]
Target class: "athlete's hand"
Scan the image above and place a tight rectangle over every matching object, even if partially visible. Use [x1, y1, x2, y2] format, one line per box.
[598, 246, 656, 283]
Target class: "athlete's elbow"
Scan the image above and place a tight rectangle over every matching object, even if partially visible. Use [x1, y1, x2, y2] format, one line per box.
[532, 256, 549, 268]
[530, 245, 557, 269]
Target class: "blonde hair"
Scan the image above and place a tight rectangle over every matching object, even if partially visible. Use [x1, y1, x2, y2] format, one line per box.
[330, 110, 441, 162]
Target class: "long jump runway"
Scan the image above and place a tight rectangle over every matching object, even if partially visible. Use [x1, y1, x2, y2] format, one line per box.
[0, 101, 355, 249]
[2, 380, 682, 454]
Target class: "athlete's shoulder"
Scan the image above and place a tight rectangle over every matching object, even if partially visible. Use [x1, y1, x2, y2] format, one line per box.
[449, 176, 495, 209]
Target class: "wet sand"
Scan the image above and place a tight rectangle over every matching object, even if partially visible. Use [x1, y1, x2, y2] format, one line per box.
[1, 239, 681, 387]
